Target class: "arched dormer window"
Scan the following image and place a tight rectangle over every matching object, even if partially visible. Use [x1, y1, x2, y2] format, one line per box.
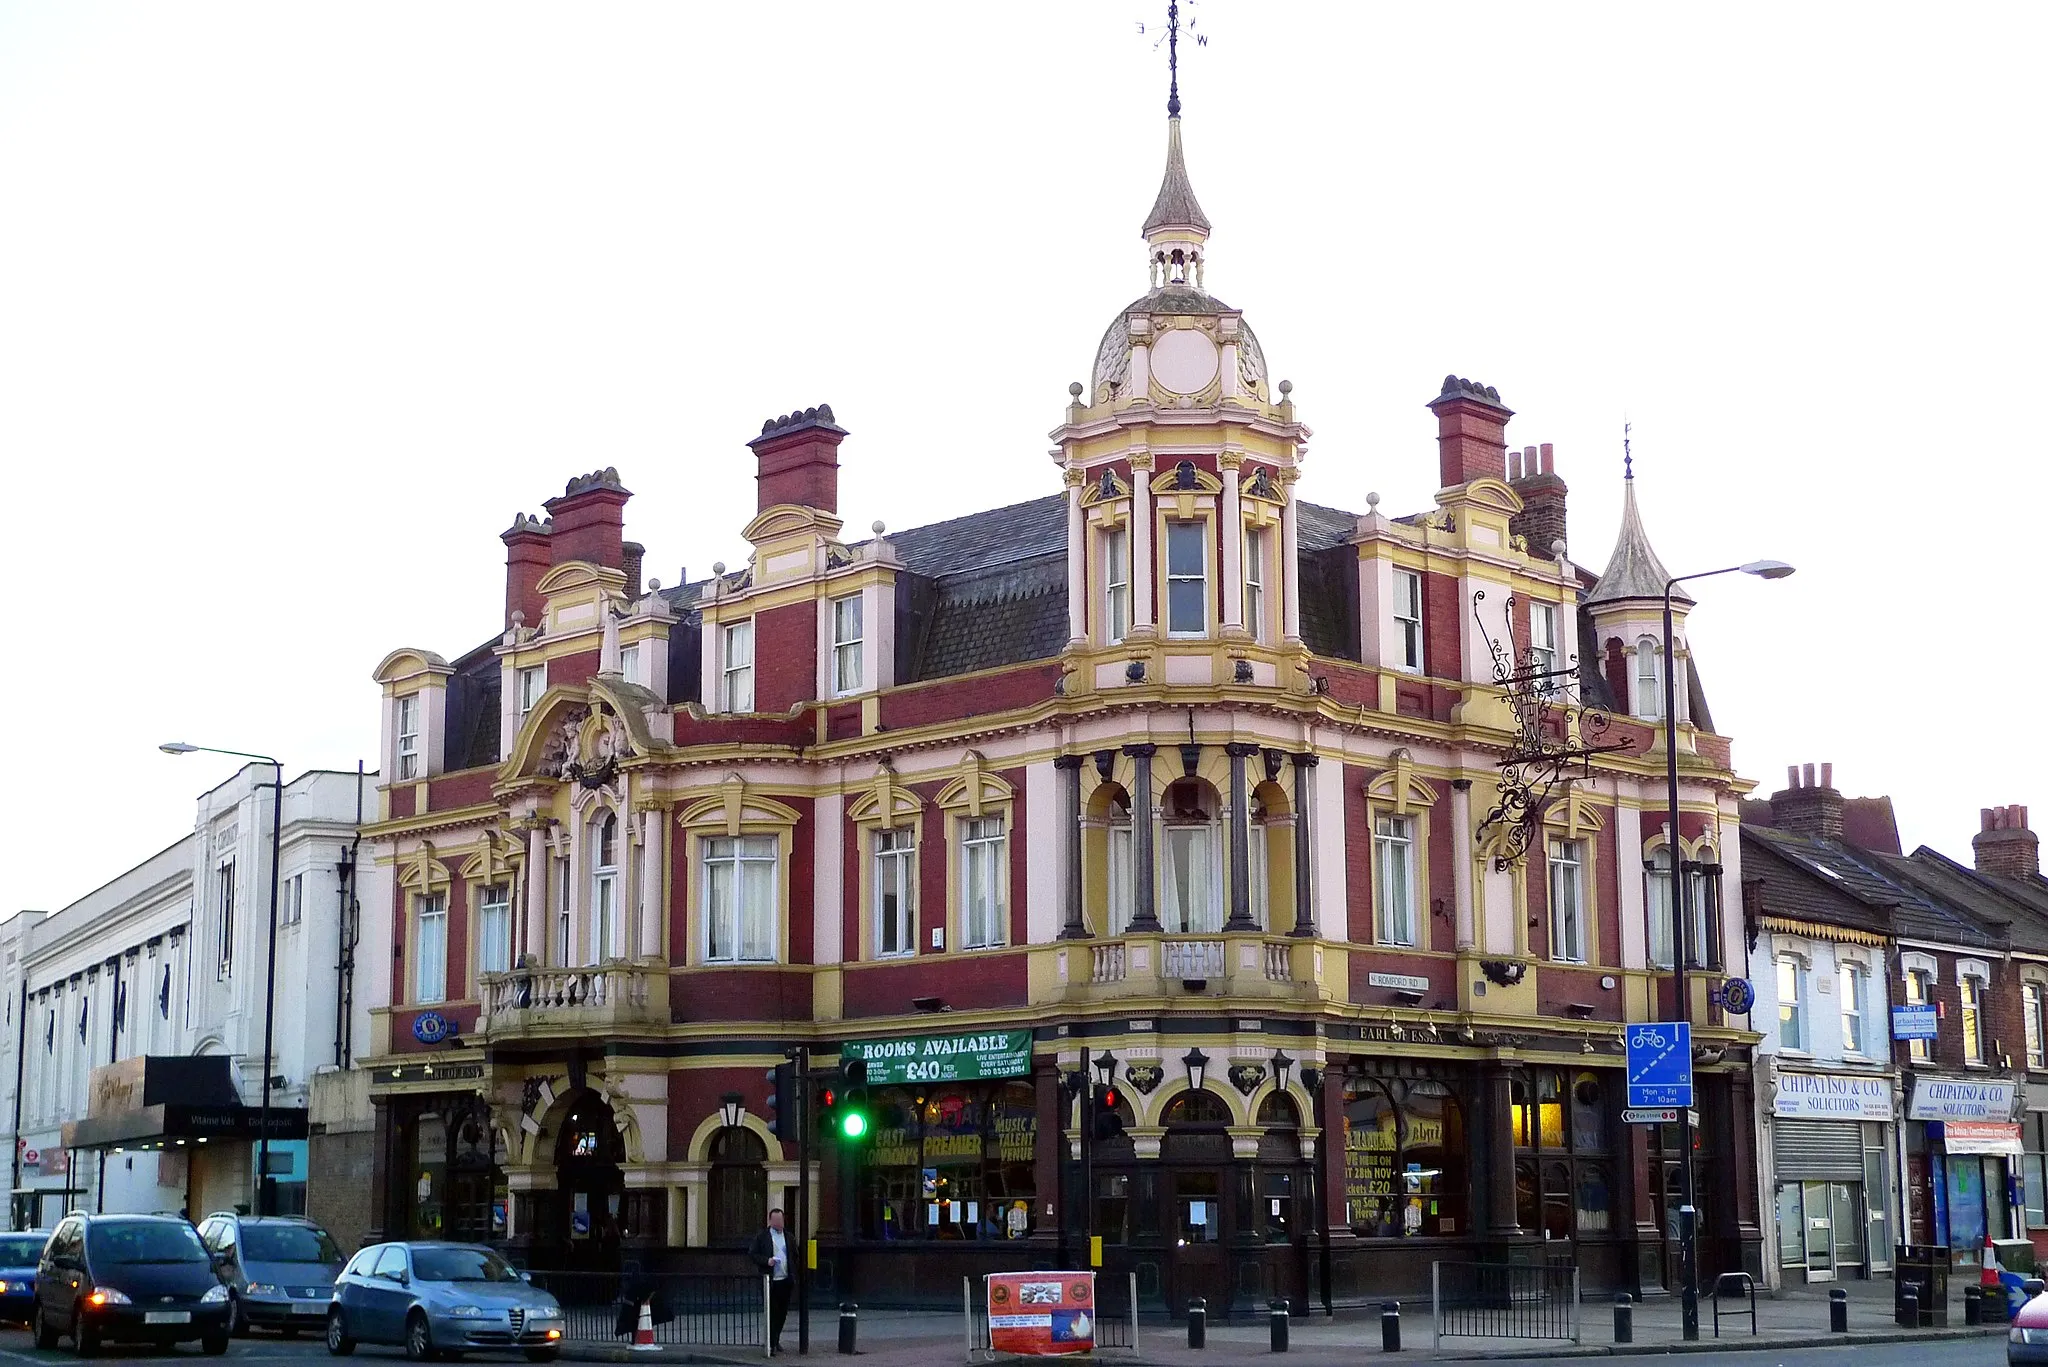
[1635, 637, 1663, 721]
[592, 813, 622, 963]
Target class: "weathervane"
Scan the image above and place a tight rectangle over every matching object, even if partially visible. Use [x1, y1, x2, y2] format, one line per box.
[1624, 420, 1633, 479]
[1138, 1, 1207, 115]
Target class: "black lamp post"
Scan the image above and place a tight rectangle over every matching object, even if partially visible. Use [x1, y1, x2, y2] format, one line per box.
[162, 741, 284, 1217]
[1657, 558, 1792, 1340]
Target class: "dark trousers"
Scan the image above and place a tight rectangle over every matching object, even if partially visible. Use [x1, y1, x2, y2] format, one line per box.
[769, 1275, 792, 1350]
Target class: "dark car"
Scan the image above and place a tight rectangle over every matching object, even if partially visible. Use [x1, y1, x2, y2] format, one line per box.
[32, 1213, 230, 1354]
[0, 1231, 51, 1325]
[196, 1212, 345, 1335]
[327, 1242, 563, 1361]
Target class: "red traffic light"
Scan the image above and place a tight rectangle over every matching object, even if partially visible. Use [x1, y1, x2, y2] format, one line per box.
[1101, 1088, 1118, 1109]
[820, 1087, 836, 1107]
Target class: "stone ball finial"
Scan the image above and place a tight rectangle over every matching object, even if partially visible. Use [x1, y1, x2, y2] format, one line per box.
[712, 560, 727, 576]
[1068, 381, 1083, 399]
[1366, 492, 1381, 510]
[1550, 538, 1567, 558]
[648, 577, 662, 592]
[1278, 379, 1293, 396]
[871, 520, 887, 536]
[510, 609, 525, 627]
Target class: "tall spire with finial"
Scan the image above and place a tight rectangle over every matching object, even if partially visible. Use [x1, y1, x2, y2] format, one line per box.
[1587, 424, 1692, 605]
[1142, 1, 1210, 287]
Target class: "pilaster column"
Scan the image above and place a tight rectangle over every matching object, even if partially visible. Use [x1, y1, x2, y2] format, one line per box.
[522, 826, 545, 964]
[1065, 472, 1087, 644]
[1124, 745, 1161, 931]
[1280, 470, 1302, 643]
[1290, 754, 1318, 937]
[1451, 778, 1476, 950]
[1055, 756, 1089, 939]
[1488, 1066, 1523, 1234]
[1224, 743, 1259, 931]
[1220, 457, 1244, 630]
[1130, 455, 1156, 633]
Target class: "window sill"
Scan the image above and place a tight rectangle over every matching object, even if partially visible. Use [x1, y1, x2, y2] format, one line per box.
[1551, 955, 1588, 967]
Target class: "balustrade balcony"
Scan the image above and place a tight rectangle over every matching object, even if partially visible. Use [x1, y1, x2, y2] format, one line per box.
[477, 962, 668, 1038]
[1054, 932, 1321, 1004]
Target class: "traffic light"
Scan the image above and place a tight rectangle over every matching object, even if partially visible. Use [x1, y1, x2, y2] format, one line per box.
[765, 1063, 796, 1139]
[1092, 1082, 1125, 1142]
[836, 1059, 871, 1142]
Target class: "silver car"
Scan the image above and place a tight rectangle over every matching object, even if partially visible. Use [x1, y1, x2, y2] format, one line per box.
[326, 1242, 564, 1362]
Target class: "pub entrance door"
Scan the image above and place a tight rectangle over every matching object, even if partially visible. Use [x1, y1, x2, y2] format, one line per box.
[1161, 1090, 1236, 1316]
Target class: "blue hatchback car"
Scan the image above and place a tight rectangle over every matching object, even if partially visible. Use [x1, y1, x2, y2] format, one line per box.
[0, 1231, 50, 1324]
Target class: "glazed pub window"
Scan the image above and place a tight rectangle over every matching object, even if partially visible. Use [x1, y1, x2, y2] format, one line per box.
[1904, 968, 1933, 1062]
[1343, 1076, 1468, 1238]
[703, 836, 777, 963]
[415, 892, 447, 1005]
[1960, 972, 1987, 1065]
[873, 828, 916, 958]
[215, 860, 236, 981]
[517, 666, 545, 719]
[478, 884, 511, 976]
[1106, 794, 1134, 933]
[396, 693, 420, 781]
[1839, 962, 1867, 1054]
[831, 594, 864, 696]
[2025, 981, 2046, 1071]
[1547, 838, 1585, 964]
[1165, 520, 1207, 635]
[721, 621, 754, 713]
[1393, 570, 1424, 672]
[1373, 814, 1417, 947]
[1243, 526, 1268, 641]
[1512, 1068, 1613, 1240]
[1102, 527, 1130, 644]
[856, 1082, 1037, 1242]
[959, 816, 1006, 949]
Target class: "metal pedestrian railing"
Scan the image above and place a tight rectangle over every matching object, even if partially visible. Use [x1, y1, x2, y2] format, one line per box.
[523, 1270, 770, 1351]
[1431, 1261, 1581, 1346]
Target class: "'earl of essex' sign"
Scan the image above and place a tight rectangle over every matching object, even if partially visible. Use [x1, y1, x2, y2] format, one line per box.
[847, 1031, 1033, 1085]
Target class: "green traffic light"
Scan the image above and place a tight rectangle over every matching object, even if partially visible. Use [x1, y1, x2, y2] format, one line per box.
[840, 1109, 869, 1140]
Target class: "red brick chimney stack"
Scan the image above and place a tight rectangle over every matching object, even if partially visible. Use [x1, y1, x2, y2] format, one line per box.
[1508, 441, 1568, 556]
[1770, 761, 1846, 843]
[1428, 376, 1513, 489]
[544, 468, 632, 570]
[621, 541, 645, 600]
[500, 513, 552, 631]
[750, 405, 847, 514]
[1974, 805, 2040, 880]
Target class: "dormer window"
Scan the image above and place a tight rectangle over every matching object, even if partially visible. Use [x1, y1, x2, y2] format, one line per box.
[516, 666, 545, 720]
[1394, 570, 1424, 673]
[1635, 638, 1663, 720]
[722, 621, 755, 712]
[832, 595, 864, 696]
[1166, 522, 1207, 635]
[1104, 527, 1130, 644]
[1243, 528, 1268, 642]
[396, 694, 420, 781]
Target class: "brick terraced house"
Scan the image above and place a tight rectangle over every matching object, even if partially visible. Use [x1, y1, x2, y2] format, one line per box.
[361, 98, 1772, 1309]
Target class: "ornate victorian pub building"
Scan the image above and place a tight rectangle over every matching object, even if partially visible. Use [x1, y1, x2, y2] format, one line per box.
[362, 97, 1765, 1309]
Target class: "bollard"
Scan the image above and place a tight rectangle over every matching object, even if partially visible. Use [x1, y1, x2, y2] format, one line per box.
[1188, 1298, 1207, 1350]
[1613, 1293, 1633, 1344]
[1269, 1299, 1289, 1353]
[838, 1302, 857, 1356]
[1900, 1286, 1919, 1329]
[1965, 1285, 1983, 1326]
[1829, 1288, 1847, 1334]
[1380, 1302, 1400, 1353]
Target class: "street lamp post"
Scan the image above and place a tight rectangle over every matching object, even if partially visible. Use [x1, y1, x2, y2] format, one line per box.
[161, 741, 285, 1217]
[1657, 559, 1792, 1340]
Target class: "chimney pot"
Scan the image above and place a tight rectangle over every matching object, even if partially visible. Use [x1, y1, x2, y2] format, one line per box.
[749, 404, 847, 513]
[1427, 378, 1513, 488]
[1820, 762, 1834, 789]
[1974, 801, 2041, 879]
[1540, 442, 1554, 473]
[1787, 764, 1800, 790]
[1770, 767, 1846, 843]
[1802, 762, 1817, 788]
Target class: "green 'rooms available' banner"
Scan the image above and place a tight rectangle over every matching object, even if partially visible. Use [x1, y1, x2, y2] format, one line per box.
[846, 1030, 1033, 1084]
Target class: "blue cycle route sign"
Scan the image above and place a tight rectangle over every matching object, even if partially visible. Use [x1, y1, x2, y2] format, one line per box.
[1625, 1022, 1693, 1109]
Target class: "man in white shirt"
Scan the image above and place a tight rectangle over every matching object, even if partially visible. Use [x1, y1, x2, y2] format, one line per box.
[748, 1208, 792, 1353]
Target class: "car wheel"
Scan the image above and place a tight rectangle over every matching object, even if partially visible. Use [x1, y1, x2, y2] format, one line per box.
[72, 1305, 100, 1357]
[33, 1303, 60, 1350]
[200, 1331, 229, 1356]
[228, 1293, 249, 1337]
[404, 1311, 432, 1362]
[324, 1308, 355, 1357]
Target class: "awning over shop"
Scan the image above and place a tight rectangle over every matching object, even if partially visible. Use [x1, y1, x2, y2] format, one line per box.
[1931, 1120, 2023, 1156]
[61, 1055, 308, 1152]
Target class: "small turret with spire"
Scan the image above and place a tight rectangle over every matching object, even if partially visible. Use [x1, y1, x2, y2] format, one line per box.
[1144, 1, 1211, 289]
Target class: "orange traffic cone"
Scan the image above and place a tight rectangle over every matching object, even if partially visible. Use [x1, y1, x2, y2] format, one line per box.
[632, 1300, 657, 1352]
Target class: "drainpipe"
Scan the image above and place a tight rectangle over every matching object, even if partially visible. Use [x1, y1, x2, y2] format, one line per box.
[337, 762, 365, 1069]
[10, 977, 27, 1229]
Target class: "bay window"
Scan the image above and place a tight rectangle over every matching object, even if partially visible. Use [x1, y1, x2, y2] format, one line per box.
[873, 828, 915, 958]
[1107, 801, 1134, 933]
[1162, 824, 1220, 934]
[1166, 521, 1207, 635]
[704, 835, 778, 963]
[960, 816, 1007, 949]
[592, 814, 624, 962]
[1374, 814, 1417, 947]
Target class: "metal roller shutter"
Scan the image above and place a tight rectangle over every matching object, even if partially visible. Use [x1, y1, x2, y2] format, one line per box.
[1773, 1119, 1865, 1181]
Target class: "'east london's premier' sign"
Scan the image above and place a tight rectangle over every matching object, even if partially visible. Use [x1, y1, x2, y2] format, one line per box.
[847, 1030, 1033, 1085]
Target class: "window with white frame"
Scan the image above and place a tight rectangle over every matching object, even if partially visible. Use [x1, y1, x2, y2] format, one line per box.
[281, 872, 305, 927]
[1162, 801, 1221, 934]
[553, 855, 570, 965]
[396, 693, 420, 781]
[415, 893, 447, 1004]
[1636, 639, 1663, 720]
[1904, 966, 1934, 1062]
[479, 883, 511, 976]
[1165, 521, 1207, 635]
[960, 816, 1007, 949]
[1374, 814, 1417, 947]
[1248, 802, 1271, 931]
[873, 828, 915, 958]
[1103, 527, 1130, 643]
[1548, 837, 1586, 963]
[2027, 981, 2046, 1071]
[215, 861, 236, 981]
[592, 814, 623, 963]
[831, 594, 864, 695]
[703, 835, 777, 962]
[1107, 800, 1134, 932]
[1839, 960, 1867, 1054]
[1961, 971, 1987, 1065]
[1530, 602, 1559, 691]
[1243, 527, 1268, 641]
[1777, 954, 1804, 1050]
[1643, 848, 1712, 969]
[722, 621, 755, 712]
[618, 642, 641, 684]
[1393, 569, 1424, 672]
[517, 666, 545, 719]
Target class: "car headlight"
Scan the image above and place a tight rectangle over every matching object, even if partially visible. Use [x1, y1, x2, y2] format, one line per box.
[447, 1305, 485, 1318]
[0, 1280, 12, 1293]
[2014, 1327, 2048, 1344]
[88, 1289, 133, 1307]
[245, 1283, 281, 1297]
[200, 1285, 230, 1305]
[532, 1304, 563, 1320]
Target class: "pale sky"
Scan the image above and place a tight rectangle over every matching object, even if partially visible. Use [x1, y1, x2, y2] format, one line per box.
[2, 2, 2042, 919]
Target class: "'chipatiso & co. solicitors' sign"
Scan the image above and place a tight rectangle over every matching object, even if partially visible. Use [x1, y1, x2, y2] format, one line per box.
[847, 1030, 1032, 1085]
[1907, 1076, 2017, 1122]
[1773, 1072, 1895, 1121]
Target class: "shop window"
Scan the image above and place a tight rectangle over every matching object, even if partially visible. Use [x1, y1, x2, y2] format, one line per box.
[1510, 1068, 1611, 1241]
[857, 1081, 1035, 1242]
[1343, 1076, 1467, 1238]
